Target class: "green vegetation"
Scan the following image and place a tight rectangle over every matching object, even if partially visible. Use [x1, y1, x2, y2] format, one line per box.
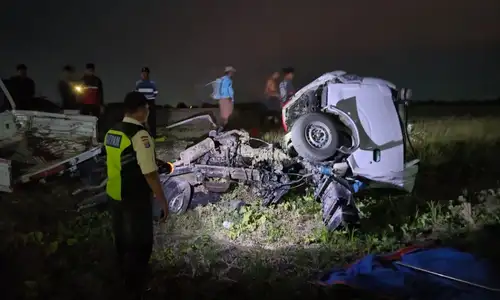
[2, 113, 500, 299]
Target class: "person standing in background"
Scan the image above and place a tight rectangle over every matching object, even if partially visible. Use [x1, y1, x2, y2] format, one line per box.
[58, 65, 78, 110]
[135, 67, 159, 138]
[264, 71, 281, 124]
[8, 64, 35, 110]
[215, 66, 236, 132]
[279, 67, 295, 104]
[80, 63, 104, 117]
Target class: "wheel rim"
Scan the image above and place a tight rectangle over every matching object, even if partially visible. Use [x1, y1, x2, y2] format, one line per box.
[169, 192, 184, 213]
[162, 178, 192, 214]
[305, 121, 332, 149]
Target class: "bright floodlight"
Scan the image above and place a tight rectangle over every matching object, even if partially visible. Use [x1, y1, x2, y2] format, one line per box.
[74, 85, 83, 94]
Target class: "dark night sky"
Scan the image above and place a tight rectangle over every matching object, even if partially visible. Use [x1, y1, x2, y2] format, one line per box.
[1, 0, 500, 105]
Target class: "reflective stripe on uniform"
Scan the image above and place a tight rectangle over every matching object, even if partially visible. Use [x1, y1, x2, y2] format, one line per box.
[105, 129, 132, 201]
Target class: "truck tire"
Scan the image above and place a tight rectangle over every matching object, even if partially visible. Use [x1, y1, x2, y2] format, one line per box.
[290, 112, 339, 162]
[162, 178, 193, 214]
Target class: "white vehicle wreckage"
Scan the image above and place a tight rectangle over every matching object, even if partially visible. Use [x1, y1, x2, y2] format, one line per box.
[77, 71, 419, 231]
[1, 71, 419, 231]
[279, 71, 419, 229]
[0, 79, 101, 192]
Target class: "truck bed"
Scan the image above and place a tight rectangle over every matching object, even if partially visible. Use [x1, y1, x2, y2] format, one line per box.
[0, 110, 99, 191]
[10, 134, 92, 174]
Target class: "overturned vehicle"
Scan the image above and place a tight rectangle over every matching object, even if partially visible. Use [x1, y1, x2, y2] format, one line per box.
[156, 71, 418, 230]
[78, 71, 419, 231]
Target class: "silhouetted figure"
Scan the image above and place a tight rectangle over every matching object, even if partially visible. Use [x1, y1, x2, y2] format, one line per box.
[212, 66, 236, 131]
[8, 64, 35, 110]
[58, 65, 78, 110]
[279, 67, 295, 104]
[80, 63, 104, 117]
[264, 71, 281, 124]
[135, 67, 159, 138]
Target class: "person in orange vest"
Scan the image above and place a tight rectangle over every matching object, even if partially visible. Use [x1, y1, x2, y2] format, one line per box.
[79, 63, 104, 117]
[279, 67, 295, 104]
[264, 71, 281, 125]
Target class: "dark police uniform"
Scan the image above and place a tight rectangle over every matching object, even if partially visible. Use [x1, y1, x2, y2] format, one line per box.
[104, 116, 157, 295]
[135, 67, 159, 138]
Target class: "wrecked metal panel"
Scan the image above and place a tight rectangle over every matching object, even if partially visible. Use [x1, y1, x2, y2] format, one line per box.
[12, 110, 98, 140]
[12, 110, 98, 123]
[239, 144, 289, 161]
[25, 116, 96, 139]
[0, 111, 100, 190]
[11, 137, 96, 176]
[9, 111, 98, 159]
[359, 159, 420, 193]
[229, 168, 261, 181]
[179, 138, 216, 164]
[192, 164, 262, 181]
[0, 111, 17, 140]
[282, 71, 347, 111]
[8, 132, 93, 164]
[18, 146, 102, 183]
[0, 158, 12, 192]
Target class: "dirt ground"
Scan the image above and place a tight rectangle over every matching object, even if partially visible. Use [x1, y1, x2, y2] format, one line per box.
[2, 103, 500, 299]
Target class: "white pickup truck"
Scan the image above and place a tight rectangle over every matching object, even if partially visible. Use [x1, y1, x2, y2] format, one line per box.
[0, 79, 102, 192]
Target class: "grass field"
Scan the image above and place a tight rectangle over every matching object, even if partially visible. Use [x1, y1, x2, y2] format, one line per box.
[2, 104, 500, 299]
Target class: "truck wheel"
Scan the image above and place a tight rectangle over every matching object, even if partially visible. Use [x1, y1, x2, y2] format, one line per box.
[290, 112, 339, 162]
[162, 178, 192, 214]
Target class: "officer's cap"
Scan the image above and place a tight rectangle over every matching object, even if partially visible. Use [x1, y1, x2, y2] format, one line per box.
[224, 66, 236, 73]
[282, 67, 295, 74]
[124, 91, 148, 113]
[63, 65, 74, 72]
[17, 64, 27, 71]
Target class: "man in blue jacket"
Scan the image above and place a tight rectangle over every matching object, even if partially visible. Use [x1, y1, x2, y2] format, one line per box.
[214, 66, 235, 131]
[135, 67, 159, 138]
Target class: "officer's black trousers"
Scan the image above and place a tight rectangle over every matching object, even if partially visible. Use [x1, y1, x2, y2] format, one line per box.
[147, 100, 156, 138]
[109, 197, 153, 296]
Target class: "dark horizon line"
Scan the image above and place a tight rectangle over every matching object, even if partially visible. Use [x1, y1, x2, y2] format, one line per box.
[109, 98, 500, 108]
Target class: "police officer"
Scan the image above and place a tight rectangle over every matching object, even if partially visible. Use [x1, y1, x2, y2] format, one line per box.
[104, 91, 168, 298]
[135, 67, 159, 138]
